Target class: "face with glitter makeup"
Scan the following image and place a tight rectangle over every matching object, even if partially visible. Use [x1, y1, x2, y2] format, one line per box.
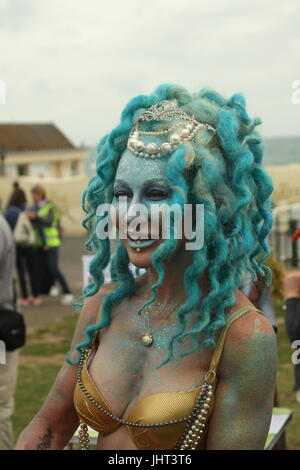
[111, 148, 183, 268]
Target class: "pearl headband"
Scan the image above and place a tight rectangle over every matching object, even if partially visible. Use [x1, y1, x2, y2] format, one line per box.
[127, 100, 216, 159]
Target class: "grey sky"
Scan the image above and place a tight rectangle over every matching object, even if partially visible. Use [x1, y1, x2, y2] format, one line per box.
[0, 0, 299, 146]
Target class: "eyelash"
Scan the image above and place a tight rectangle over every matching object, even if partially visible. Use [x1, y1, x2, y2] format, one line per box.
[146, 190, 169, 200]
[114, 191, 131, 198]
[113, 190, 169, 200]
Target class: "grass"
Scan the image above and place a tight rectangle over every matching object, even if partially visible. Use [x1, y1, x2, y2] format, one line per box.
[12, 302, 300, 449]
[13, 314, 77, 442]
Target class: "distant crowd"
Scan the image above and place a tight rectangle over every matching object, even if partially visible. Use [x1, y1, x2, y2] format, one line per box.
[3, 182, 74, 306]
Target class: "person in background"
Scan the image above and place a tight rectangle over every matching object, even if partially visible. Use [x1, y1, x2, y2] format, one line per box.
[6, 182, 26, 212]
[5, 182, 27, 232]
[4, 188, 41, 306]
[283, 270, 300, 403]
[0, 214, 18, 450]
[26, 185, 74, 305]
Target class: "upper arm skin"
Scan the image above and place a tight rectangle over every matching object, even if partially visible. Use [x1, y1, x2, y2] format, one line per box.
[205, 312, 277, 450]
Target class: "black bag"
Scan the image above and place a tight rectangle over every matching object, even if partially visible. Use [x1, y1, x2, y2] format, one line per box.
[0, 308, 26, 351]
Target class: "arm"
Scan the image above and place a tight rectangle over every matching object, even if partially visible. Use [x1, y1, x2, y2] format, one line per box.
[36, 208, 54, 227]
[284, 271, 300, 300]
[15, 288, 108, 450]
[26, 208, 54, 227]
[206, 311, 277, 450]
[283, 272, 300, 343]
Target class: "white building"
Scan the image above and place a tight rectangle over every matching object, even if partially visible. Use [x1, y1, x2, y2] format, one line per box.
[0, 123, 89, 178]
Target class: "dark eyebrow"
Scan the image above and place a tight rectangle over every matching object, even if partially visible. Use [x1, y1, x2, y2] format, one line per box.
[142, 178, 170, 189]
[114, 178, 170, 189]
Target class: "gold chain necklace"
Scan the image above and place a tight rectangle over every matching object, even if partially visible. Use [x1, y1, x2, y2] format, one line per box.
[140, 297, 183, 347]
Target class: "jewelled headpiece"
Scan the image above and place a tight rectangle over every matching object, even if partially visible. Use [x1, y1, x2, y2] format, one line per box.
[127, 100, 215, 159]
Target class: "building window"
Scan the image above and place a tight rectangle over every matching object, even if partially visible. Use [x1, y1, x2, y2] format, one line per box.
[17, 164, 28, 176]
[71, 160, 79, 176]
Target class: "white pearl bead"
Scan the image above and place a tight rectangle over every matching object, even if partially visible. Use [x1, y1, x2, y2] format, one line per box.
[181, 128, 190, 137]
[146, 143, 159, 154]
[134, 140, 145, 151]
[170, 133, 181, 144]
[161, 143, 171, 153]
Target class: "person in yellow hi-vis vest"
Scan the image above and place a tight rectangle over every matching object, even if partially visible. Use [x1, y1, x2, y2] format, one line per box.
[26, 185, 74, 305]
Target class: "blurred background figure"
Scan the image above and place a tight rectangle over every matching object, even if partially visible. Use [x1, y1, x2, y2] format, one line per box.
[4, 182, 41, 306]
[6, 182, 26, 212]
[4, 182, 27, 231]
[26, 185, 74, 305]
[0, 214, 18, 450]
[283, 271, 300, 403]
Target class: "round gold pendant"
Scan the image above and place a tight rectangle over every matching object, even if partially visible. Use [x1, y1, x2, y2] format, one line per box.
[142, 333, 153, 346]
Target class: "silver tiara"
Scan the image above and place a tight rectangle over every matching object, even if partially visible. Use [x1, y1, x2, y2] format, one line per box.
[137, 100, 195, 123]
[127, 100, 215, 159]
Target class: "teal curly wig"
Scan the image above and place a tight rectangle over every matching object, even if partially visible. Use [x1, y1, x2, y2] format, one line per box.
[67, 83, 274, 368]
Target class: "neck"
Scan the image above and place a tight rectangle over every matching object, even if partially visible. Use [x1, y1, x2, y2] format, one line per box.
[143, 245, 209, 305]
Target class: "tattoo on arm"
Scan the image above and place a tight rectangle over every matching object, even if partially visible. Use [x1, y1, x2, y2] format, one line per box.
[37, 428, 54, 450]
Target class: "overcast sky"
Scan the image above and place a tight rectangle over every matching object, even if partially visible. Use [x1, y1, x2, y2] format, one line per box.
[0, 0, 299, 146]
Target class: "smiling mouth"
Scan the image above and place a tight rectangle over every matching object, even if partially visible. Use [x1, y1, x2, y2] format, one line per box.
[127, 231, 156, 241]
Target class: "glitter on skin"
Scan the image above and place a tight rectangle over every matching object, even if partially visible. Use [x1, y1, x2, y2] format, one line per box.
[112, 148, 174, 228]
[205, 313, 277, 449]
[86, 139, 276, 449]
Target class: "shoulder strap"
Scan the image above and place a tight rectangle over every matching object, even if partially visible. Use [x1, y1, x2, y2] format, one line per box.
[207, 306, 264, 376]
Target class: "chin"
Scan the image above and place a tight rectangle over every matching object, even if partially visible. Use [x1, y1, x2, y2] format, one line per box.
[124, 239, 160, 269]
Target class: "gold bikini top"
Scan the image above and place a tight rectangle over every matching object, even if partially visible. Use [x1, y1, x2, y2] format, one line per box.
[73, 298, 263, 450]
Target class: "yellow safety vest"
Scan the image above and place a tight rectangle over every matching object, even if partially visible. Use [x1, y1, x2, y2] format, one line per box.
[35, 202, 61, 247]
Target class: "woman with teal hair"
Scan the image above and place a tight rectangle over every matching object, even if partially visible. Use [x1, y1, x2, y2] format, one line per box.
[16, 84, 277, 450]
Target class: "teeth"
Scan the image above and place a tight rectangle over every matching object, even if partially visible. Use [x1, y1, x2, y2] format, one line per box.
[128, 233, 149, 240]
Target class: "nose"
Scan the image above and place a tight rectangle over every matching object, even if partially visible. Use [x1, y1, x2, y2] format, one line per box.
[126, 202, 149, 224]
